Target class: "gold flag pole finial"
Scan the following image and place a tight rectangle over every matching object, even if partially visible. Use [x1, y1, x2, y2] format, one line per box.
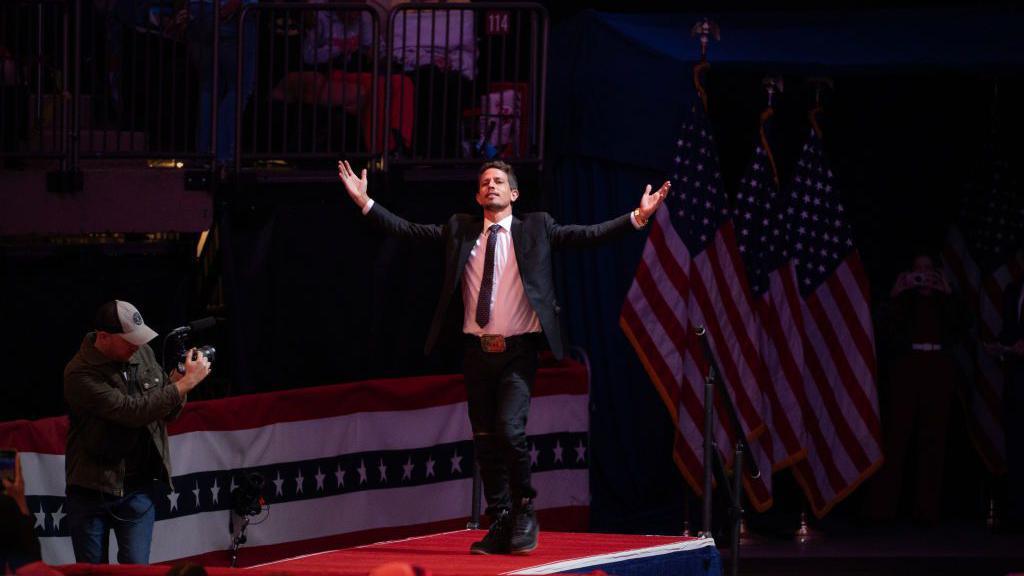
[760, 76, 784, 187]
[806, 77, 834, 139]
[690, 19, 720, 112]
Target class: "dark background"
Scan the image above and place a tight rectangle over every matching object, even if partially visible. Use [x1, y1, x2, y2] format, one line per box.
[3, 2, 1023, 537]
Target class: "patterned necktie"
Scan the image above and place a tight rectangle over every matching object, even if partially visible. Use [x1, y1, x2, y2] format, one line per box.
[475, 224, 502, 328]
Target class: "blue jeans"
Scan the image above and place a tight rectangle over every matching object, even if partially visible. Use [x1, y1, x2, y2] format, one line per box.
[187, 4, 258, 164]
[66, 485, 156, 565]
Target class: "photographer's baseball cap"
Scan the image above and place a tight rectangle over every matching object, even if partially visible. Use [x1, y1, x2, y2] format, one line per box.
[94, 300, 158, 345]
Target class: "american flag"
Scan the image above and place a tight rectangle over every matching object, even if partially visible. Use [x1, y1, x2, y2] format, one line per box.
[732, 120, 809, 473]
[943, 157, 1024, 474]
[621, 99, 773, 511]
[785, 126, 883, 517]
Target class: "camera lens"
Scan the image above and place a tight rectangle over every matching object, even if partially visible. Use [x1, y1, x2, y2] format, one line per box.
[198, 345, 216, 363]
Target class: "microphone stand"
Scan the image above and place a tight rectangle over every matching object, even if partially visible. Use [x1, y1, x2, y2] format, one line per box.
[695, 325, 759, 576]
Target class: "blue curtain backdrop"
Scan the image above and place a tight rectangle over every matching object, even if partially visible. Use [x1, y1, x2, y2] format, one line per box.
[545, 8, 1024, 532]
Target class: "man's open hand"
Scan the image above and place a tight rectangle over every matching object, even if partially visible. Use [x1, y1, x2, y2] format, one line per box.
[338, 160, 370, 209]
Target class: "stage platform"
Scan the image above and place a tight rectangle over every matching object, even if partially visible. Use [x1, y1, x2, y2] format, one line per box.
[55, 531, 720, 576]
[252, 530, 720, 576]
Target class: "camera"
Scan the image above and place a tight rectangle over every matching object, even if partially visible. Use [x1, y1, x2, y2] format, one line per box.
[231, 472, 265, 517]
[910, 273, 926, 286]
[176, 344, 216, 375]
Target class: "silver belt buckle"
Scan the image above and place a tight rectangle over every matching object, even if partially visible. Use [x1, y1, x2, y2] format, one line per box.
[480, 334, 506, 353]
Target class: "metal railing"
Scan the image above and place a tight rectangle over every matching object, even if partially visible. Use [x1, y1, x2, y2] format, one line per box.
[0, 1, 548, 174]
[235, 2, 381, 173]
[0, 0, 72, 162]
[383, 2, 548, 169]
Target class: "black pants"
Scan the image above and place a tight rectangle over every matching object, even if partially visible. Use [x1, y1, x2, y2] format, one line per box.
[463, 334, 540, 516]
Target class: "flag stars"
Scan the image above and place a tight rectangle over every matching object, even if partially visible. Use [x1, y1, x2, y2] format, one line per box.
[335, 464, 347, 487]
[553, 441, 564, 464]
[402, 457, 415, 481]
[211, 478, 221, 505]
[357, 459, 368, 484]
[425, 455, 436, 478]
[378, 459, 388, 483]
[575, 440, 587, 463]
[168, 488, 180, 512]
[529, 443, 540, 467]
[273, 471, 285, 496]
[450, 451, 463, 474]
[51, 505, 65, 532]
[315, 467, 326, 492]
[295, 469, 305, 494]
[192, 481, 201, 507]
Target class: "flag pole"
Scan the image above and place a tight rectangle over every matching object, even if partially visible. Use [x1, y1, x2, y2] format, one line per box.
[689, 18, 720, 543]
[792, 79, 835, 547]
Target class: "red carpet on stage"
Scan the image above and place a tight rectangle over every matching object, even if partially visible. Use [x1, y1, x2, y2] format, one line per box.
[55, 530, 720, 576]
[253, 530, 719, 576]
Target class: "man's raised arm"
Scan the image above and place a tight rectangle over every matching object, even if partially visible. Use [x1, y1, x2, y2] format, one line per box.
[338, 160, 445, 241]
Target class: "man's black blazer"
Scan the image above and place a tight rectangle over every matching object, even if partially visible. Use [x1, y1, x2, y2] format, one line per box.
[366, 203, 635, 360]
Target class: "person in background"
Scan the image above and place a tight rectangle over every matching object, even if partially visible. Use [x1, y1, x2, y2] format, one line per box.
[870, 252, 968, 525]
[271, 1, 413, 155]
[185, 0, 258, 168]
[1, 453, 43, 573]
[389, 0, 476, 157]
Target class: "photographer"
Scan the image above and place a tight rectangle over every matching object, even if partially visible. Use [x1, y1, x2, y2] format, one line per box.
[869, 253, 968, 525]
[63, 300, 212, 565]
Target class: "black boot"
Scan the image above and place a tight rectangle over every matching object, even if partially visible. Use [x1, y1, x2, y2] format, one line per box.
[470, 508, 511, 554]
[509, 499, 538, 554]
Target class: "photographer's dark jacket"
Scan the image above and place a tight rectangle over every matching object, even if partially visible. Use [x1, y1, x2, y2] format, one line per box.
[64, 333, 184, 496]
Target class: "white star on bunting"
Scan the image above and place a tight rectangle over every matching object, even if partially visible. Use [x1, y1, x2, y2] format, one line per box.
[358, 459, 368, 484]
[33, 504, 46, 529]
[51, 505, 66, 531]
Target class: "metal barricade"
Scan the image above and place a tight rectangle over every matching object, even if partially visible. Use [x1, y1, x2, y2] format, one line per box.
[72, 0, 215, 162]
[384, 3, 548, 168]
[0, 2, 547, 173]
[0, 0, 72, 162]
[235, 2, 380, 172]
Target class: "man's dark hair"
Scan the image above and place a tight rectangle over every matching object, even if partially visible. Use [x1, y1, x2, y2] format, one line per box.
[478, 160, 518, 191]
